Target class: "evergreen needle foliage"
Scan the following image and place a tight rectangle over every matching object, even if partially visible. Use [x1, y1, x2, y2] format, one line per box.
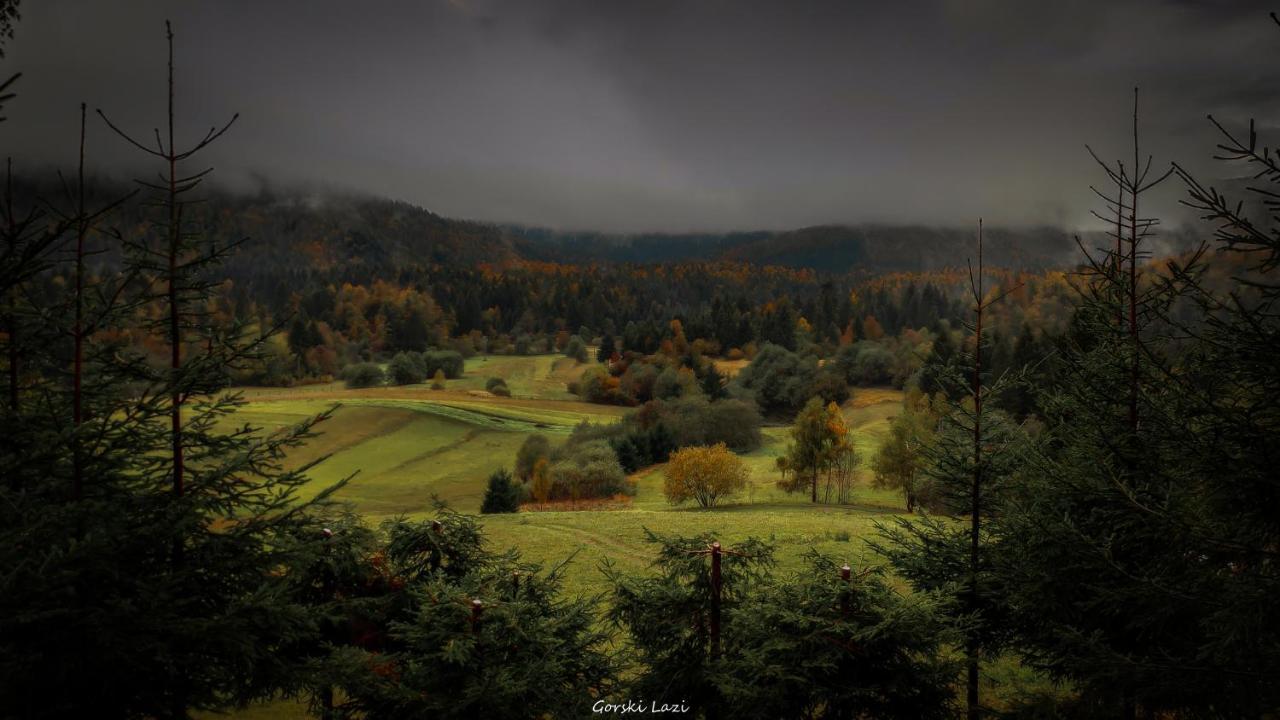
[607, 532, 956, 719]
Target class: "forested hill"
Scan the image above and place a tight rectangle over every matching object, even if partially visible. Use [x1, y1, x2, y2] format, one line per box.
[26, 176, 1191, 277]
[503, 223, 1129, 272]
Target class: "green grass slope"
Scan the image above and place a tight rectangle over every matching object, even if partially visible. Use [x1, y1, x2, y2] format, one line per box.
[230, 357, 908, 599]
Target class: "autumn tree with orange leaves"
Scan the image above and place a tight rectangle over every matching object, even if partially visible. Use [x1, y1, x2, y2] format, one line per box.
[776, 397, 859, 504]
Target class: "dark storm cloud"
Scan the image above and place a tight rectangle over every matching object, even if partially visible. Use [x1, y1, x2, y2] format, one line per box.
[2, 0, 1275, 232]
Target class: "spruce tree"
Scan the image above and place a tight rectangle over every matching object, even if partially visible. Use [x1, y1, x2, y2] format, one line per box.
[606, 532, 775, 719]
[610, 534, 957, 719]
[717, 554, 957, 720]
[995, 83, 1280, 715]
[700, 360, 727, 400]
[1, 22, 345, 718]
[873, 220, 1026, 719]
[324, 507, 617, 719]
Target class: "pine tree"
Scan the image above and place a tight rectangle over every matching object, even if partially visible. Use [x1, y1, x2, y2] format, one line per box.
[327, 507, 617, 719]
[873, 220, 1026, 719]
[596, 332, 616, 363]
[994, 82, 1280, 715]
[606, 532, 775, 719]
[700, 360, 727, 400]
[480, 468, 521, 513]
[610, 534, 956, 719]
[0, 23, 346, 718]
[717, 554, 957, 719]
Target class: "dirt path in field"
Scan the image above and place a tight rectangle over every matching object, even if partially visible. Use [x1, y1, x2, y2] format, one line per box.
[519, 521, 654, 565]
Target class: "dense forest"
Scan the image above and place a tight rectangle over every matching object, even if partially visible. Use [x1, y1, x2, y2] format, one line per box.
[18, 174, 1080, 396]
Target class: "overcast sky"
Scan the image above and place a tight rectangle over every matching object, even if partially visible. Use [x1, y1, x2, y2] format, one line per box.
[3, 0, 1277, 232]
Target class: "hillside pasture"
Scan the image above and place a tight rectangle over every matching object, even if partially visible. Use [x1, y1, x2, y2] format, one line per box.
[229, 358, 908, 598]
[217, 365, 931, 717]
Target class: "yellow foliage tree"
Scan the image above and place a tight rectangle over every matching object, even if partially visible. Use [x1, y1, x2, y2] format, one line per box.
[662, 443, 749, 509]
[529, 457, 551, 507]
[777, 398, 860, 503]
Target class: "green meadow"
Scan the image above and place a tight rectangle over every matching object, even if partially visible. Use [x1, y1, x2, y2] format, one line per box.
[215, 355, 1065, 718]
[229, 355, 909, 597]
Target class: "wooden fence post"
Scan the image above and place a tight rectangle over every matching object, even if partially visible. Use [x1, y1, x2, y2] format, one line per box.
[710, 541, 722, 660]
[430, 520, 443, 571]
[320, 527, 335, 720]
[840, 563, 851, 618]
[709, 541, 722, 720]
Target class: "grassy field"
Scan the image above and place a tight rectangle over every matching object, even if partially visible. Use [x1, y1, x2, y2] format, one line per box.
[213, 355, 924, 718]
[215, 355, 1068, 717]
[227, 355, 909, 596]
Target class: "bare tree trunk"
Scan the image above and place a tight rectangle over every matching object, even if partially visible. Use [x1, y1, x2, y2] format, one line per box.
[708, 541, 722, 720]
[1116, 181, 1126, 329]
[73, 104, 86, 500]
[1128, 89, 1139, 432]
[166, 23, 184, 502]
[5, 158, 16, 413]
[967, 219, 985, 720]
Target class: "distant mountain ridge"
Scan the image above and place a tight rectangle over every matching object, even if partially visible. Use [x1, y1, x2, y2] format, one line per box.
[502, 223, 1153, 273]
[19, 176, 1193, 275]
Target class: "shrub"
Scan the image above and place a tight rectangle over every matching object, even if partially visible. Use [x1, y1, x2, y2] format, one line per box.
[831, 341, 896, 387]
[564, 335, 589, 363]
[547, 440, 633, 501]
[515, 435, 551, 482]
[448, 336, 477, 358]
[652, 367, 683, 399]
[430, 369, 446, 390]
[662, 443, 749, 508]
[577, 365, 628, 405]
[607, 423, 676, 473]
[485, 377, 511, 396]
[733, 343, 818, 418]
[718, 556, 955, 718]
[420, 350, 465, 379]
[388, 352, 427, 385]
[810, 367, 851, 405]
[480, 469, 521, 514]
[342, 362, 385, 388]
[619, 362, 659, 404]
[654, 397, 763, 452]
